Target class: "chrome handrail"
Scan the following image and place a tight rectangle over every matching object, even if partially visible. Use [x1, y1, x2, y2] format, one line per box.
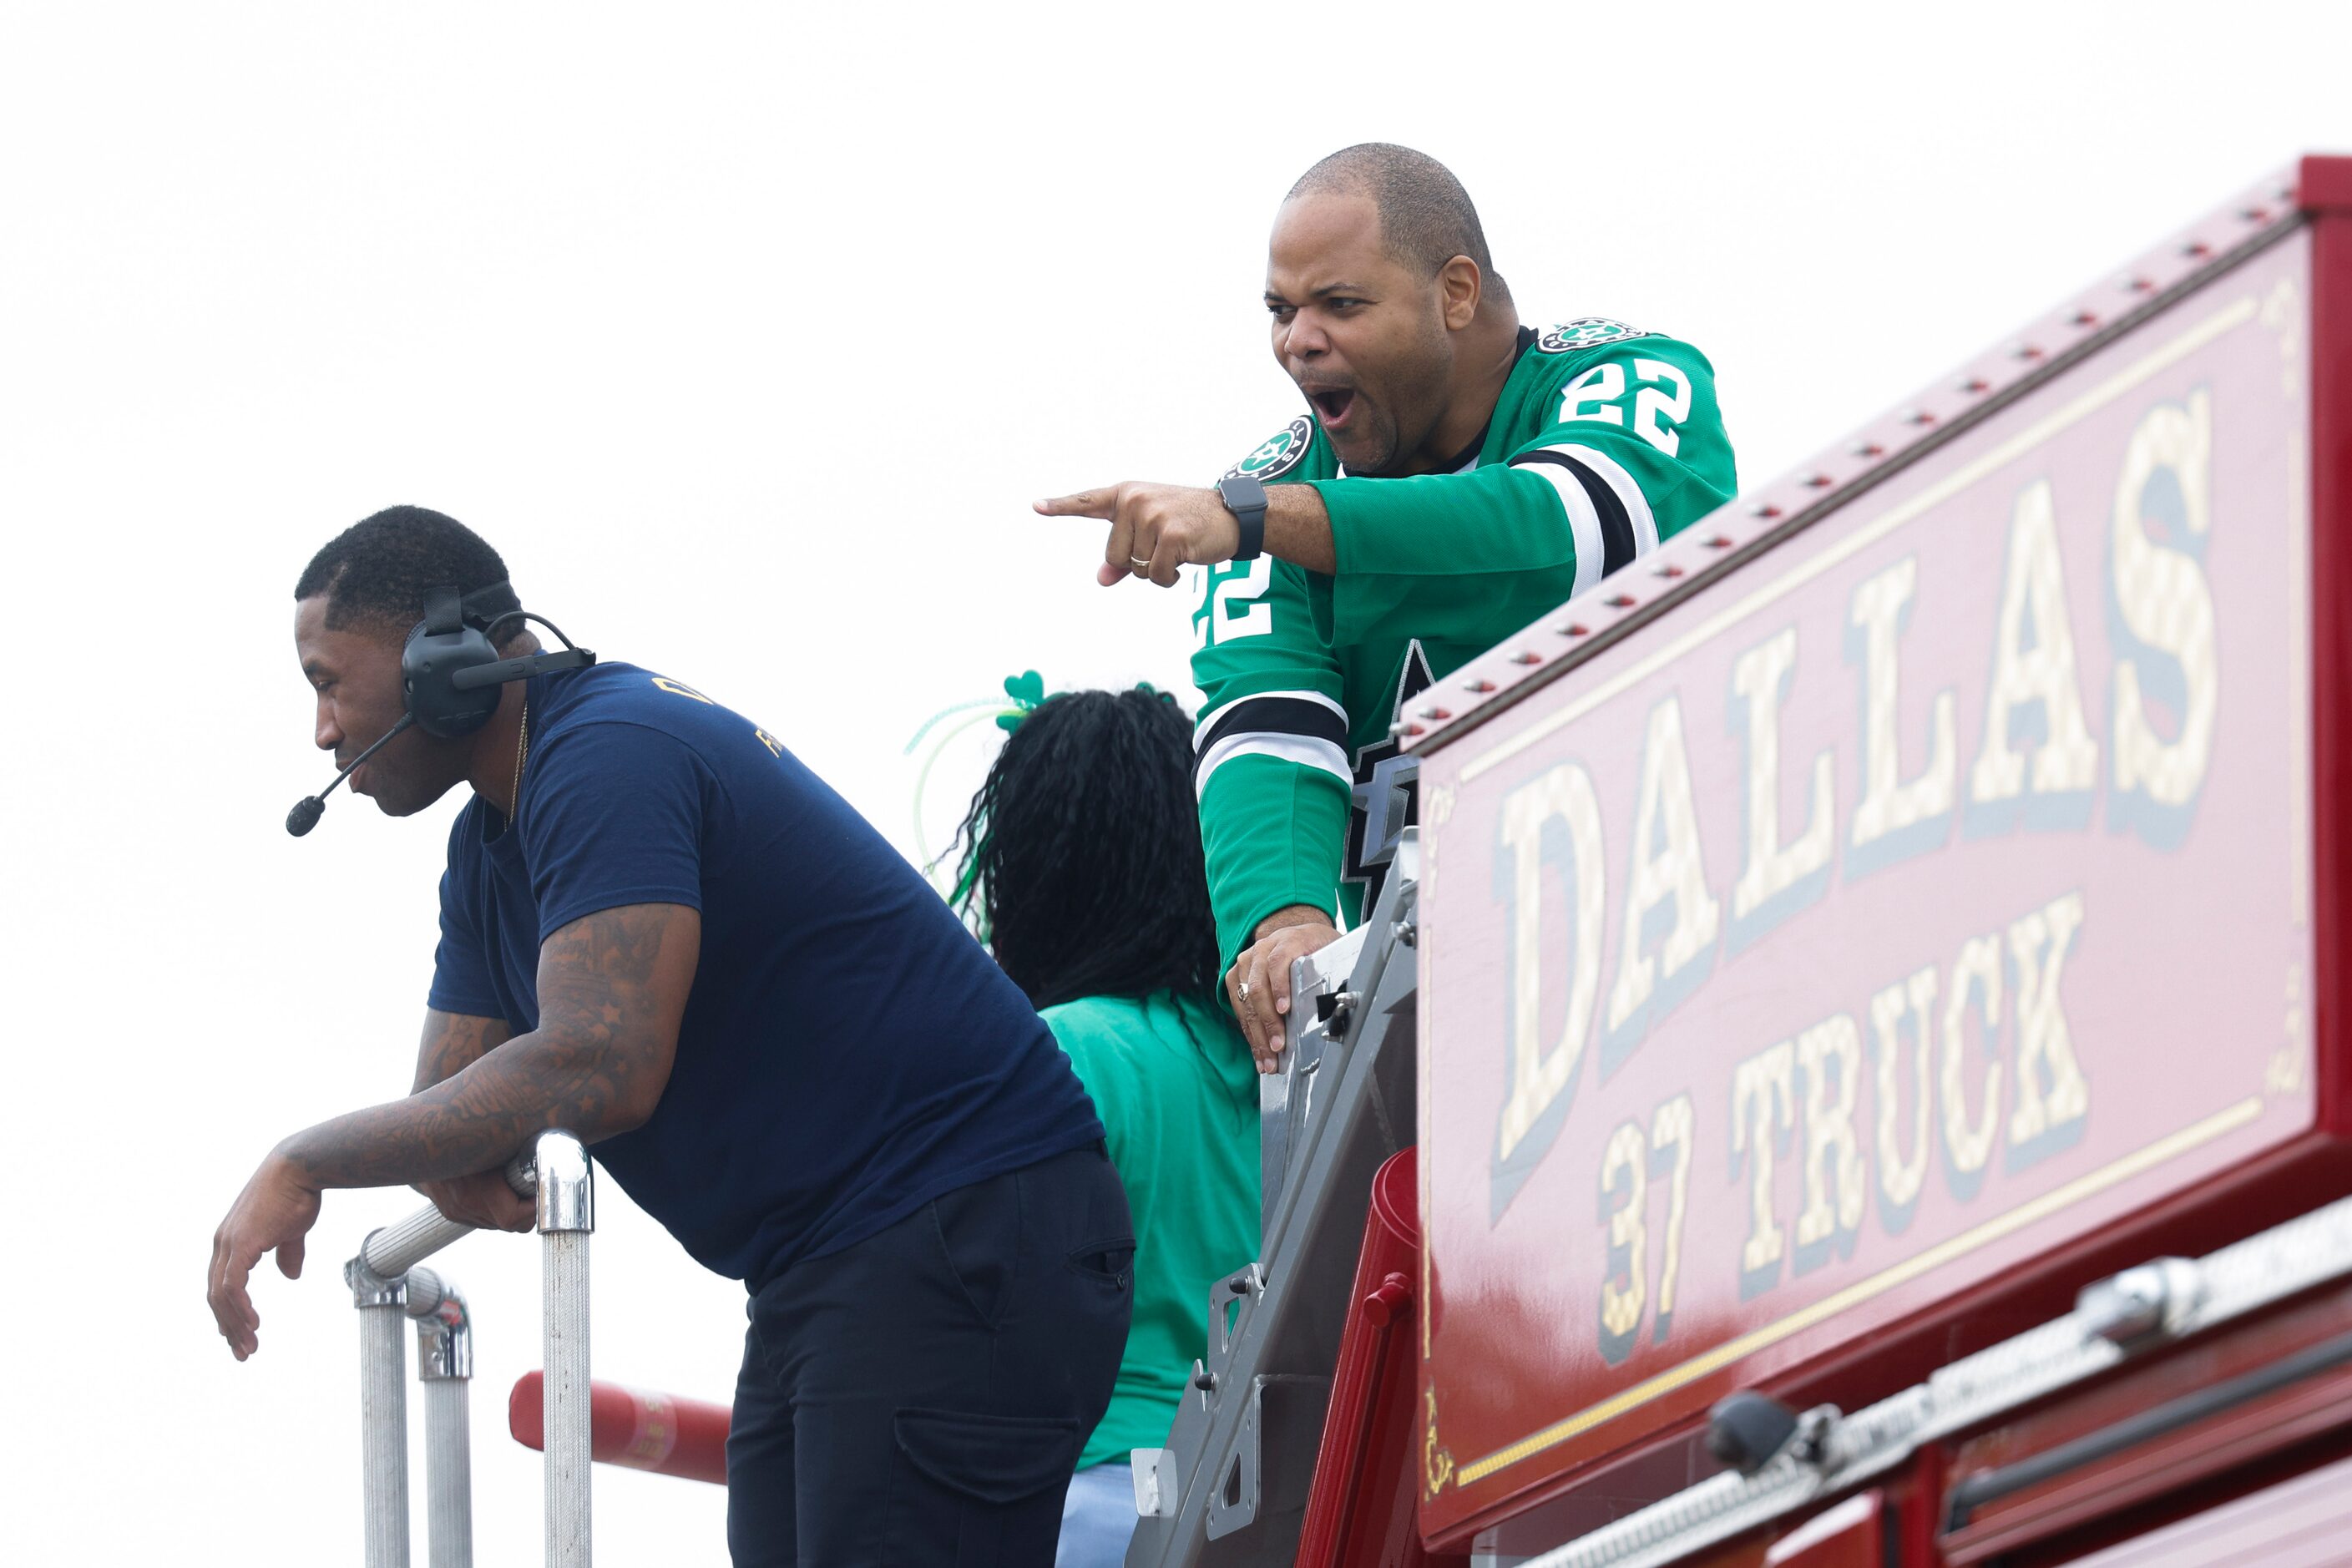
[342, 1129, 595, 1568]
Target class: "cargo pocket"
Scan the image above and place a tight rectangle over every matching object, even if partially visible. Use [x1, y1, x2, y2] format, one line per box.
[885, 1409, 1082, 1564]
[1067, 1236, 1136, 1291]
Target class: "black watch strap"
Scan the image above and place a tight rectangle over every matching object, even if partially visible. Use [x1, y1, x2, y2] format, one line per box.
[1217, 473, 1270, 561]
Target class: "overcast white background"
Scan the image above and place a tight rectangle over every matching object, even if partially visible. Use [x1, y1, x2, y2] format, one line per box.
[2, 3, 2344, 1561]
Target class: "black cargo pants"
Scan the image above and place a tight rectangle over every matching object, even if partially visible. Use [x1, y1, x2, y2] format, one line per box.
[726, 1143, 1134, 1565]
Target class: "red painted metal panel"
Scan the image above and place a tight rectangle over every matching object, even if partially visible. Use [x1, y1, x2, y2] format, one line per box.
[509, 1371, 731, 1485]
[2301, 156, 2352, 1152]
[1761, 1491, 1883, 1567]
[1298, 1150, 1467, 1568]
[1414, 227, 2327, 1545]
[1940, 1283, 2352, 1561]
[2300, 154, 2352, 212]
[2053, 1450, 2352, 1566]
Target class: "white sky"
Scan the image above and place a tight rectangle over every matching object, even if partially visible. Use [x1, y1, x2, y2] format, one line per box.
[3, 3, 2344, 1561]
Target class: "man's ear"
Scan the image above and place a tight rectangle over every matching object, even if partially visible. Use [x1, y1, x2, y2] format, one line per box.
[1439, 255, 1483, 331]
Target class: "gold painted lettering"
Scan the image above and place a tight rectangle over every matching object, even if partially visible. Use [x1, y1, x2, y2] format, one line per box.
[1599, 1120, 1648, 1339]
[1495, 763, 1608, 1163]
[1606, 695, 1721, 1032]
[1868, 965, 1937, 1211]
[2007, 892, 2091, 1144]
[1970, 481, 2099, 805]
[1650, 1093, 1694, 1323]
[1940, 935, 2005, 1177]
[2111, 393, 2218, 807]
[1795, 1014, 1867, 1247]
[1849, 557, 1956, 847]
[1731, 628, 1835, 919]
[1732, 1039, 1797, 1274]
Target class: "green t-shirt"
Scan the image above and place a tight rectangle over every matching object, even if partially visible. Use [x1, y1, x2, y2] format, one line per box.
[1189, 319, 1739, 971]
[1042, 990, 1262, 1470]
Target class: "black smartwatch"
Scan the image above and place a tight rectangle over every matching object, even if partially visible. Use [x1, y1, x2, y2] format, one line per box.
[1216, 473, 1270, 561]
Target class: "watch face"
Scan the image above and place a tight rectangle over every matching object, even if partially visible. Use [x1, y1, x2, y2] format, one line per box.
[1219, 473, 1268, 560]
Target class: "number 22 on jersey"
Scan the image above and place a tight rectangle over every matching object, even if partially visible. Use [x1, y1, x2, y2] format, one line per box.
[1193, 557, 1274, 649]
[1560, 358, 1693, 457]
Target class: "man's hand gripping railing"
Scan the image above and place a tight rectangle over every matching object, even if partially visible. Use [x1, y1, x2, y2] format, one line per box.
[354, 1146, 541, 1283]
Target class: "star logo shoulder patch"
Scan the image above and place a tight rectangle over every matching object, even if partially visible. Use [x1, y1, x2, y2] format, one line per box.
[1222, 416, 1315, 482]
[1537, 317, 1652, 354]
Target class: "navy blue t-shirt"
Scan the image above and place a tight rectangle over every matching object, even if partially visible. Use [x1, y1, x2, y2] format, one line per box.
[427, 662, 1104, 1288]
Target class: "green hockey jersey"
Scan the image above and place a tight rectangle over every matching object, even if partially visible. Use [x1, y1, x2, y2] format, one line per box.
[1188, 319, 1737, 972]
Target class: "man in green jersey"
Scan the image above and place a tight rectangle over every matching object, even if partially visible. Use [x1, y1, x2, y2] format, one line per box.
[1039, 143, 1737, 1067]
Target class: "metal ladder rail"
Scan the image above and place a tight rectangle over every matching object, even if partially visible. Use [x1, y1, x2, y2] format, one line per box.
[1127, 827, 1422, 1565]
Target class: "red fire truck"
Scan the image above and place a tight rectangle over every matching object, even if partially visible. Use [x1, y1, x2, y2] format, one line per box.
[513, 155, 2352, 1566]
[1111, 154, 2352, 1568]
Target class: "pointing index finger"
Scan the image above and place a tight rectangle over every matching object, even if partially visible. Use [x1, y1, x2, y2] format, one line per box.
[1033, 488, 1118, 519]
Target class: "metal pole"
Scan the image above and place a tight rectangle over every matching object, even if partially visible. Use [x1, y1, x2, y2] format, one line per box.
[408, 1267, 474, 1568]
[341, 1151, 535, 1568]
[349, 1260, 412, 1568]
[535, 1129, 594, 1568]
[362, 1151, 540, 1280]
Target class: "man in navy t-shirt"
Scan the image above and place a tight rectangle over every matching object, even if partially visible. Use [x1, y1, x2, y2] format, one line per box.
[207, 507, 1131, 1565]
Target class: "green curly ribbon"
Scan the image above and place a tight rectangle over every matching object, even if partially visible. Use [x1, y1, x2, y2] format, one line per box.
[905, 671, 1050, 906]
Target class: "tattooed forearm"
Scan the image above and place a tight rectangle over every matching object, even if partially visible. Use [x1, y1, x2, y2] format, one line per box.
[412, 1010, 513, 1094]
[282, 903, 701, 1189]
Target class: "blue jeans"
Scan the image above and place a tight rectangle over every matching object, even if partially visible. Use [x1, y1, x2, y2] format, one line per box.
[1057, 1462, 1138, 1567]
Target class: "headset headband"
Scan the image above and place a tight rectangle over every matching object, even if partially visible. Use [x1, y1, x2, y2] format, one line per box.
[418, 579, 524, 639]
[459, 579, 522, 625]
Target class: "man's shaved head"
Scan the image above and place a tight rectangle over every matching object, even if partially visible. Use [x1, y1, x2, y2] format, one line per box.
[1287, 143, 1508, 305]
[1265, 143, 1520, 473]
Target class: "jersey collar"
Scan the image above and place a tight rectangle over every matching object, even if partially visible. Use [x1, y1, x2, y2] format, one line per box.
[1338, 325, 1539, 478]
[1434, 327, 1535, 473]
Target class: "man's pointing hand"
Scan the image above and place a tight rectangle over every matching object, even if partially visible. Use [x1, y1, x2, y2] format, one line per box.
[1034, 483, 1241, 588]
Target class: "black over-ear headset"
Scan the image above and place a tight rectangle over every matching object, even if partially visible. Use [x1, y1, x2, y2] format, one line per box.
[287, 579, 598, 836]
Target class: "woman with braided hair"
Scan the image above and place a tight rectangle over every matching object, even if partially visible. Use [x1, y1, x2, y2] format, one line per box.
[953, 682, 1261, 1567]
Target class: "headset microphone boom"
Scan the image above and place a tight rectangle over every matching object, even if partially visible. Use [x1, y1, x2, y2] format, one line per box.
[286, 712, 417, 836]
[286, 579, 595, 837]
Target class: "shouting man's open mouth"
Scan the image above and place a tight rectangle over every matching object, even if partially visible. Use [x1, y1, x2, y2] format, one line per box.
[1304, 383, 1358, 432]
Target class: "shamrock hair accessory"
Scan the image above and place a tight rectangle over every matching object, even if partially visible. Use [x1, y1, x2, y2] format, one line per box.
[997, 670, 1048, 732]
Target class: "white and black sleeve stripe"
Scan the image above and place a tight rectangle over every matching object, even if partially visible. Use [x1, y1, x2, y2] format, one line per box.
[1506, 442, 1662, 593]
[1191, 689, 1352, 797]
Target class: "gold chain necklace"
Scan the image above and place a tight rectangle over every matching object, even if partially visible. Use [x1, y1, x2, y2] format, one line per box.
[509, 697, 530, 822]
